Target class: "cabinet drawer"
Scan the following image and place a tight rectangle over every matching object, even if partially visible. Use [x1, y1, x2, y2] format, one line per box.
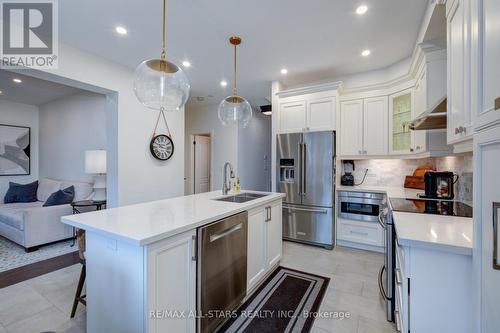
[337, 219, 383, 246]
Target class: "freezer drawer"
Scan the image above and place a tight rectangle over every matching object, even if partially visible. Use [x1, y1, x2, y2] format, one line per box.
[282, 204, 333, 247]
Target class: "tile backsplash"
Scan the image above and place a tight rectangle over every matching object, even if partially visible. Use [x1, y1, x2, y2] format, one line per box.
[342, 153, 473, 205]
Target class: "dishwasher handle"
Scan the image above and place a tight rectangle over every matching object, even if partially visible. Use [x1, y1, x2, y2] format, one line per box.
[209, 223, 243, 243]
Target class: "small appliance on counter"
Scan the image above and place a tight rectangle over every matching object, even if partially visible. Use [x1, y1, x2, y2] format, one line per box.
[341, 160, 355, 186]
[419, 171, 459, 200]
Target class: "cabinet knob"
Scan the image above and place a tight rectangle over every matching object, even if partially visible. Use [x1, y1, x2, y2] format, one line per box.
[495, 97, 500, 111]
[410, 148, 414, 152]
[416, 146, 421, 150]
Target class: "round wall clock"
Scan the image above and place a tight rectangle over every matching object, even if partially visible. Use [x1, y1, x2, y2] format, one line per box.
[150, 134, 174, 161]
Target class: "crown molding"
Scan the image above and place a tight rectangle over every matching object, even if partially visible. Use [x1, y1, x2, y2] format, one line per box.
[276, 81, 343, 98]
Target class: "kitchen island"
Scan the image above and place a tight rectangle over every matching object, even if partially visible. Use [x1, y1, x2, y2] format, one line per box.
[62, 190, 285, 333]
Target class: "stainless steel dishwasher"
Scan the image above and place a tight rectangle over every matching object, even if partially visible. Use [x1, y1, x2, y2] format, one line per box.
[197, 211, 248, 333]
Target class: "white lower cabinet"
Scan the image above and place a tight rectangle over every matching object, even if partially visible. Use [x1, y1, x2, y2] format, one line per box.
[247, 200, 283, 292]
[336, 217, 384, 253]
[394, 237, 473, 333]
[146, 229, 197, 333]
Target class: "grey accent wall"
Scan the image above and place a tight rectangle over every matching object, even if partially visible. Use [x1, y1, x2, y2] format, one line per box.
[38, 92, 107, 184]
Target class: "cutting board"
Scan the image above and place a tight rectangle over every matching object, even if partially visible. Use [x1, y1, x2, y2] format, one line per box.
[404, 166, 435, 190]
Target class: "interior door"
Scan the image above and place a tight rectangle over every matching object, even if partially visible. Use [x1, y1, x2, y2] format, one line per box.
[193, 135, 211, 194]
[302, 131, 334, 207]
[277, 133, 302, 205]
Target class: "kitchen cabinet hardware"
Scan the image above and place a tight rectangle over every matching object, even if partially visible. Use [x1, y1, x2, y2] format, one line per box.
[495, 97, 500, 111]
[191, 235, 197, 261]
[494, 202, 500, 270]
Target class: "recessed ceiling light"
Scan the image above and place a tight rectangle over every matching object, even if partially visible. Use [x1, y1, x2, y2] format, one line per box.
[182, 60, 191, 68]
[115, 26, 127, 35]
[361, 49, 371, 57]
[220, 80, 228, 87]
[280, 68, 288, 75]
[0, 90, 2, 94]
[356, 5, 368, 15]
[12, 78, 22, 83]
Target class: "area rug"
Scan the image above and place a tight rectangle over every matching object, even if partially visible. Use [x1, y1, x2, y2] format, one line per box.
[220, 267, 329, 333]
[0, 236, 78, 272]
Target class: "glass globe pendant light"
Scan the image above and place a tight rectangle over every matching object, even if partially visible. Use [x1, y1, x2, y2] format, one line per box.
[218, 36, 253, 127]
[133, 0, 190, 112]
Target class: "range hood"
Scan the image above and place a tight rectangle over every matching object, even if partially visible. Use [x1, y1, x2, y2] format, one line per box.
[409, 97, 447, 130]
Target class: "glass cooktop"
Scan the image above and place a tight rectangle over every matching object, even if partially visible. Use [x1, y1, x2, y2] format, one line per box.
[390, 198, 473, 218]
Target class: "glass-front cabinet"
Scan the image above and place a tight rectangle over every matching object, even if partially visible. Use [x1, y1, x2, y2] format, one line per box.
[389, 89, 414, 154]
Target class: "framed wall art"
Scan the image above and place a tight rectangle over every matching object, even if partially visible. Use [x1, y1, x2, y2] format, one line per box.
[0, 124, 31, 176]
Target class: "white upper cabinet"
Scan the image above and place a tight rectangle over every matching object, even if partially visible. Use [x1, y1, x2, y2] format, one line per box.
[364, 97, 389, 155]
[473, 0, 500, 130]
[340, 100, 364, 156]
[447, 0, 473, 143]
[276, 84, 340, 134]
[307, 97, 337, 132]
[340, 97, 388, 157]
[279, 101, 307, 133]
[389, 89, 414, 154]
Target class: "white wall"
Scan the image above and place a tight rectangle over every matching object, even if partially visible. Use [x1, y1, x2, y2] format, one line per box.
[0, 100, 39, 199]
[39, 92, 107, 184]
[238, 111, 272, 191]
[184, 101, 238, 194]
[18, 42, 185, 207]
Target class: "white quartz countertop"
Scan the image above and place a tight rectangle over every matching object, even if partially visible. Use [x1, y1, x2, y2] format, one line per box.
[337, 184, 473, 255]
[392, 211, 472, 255]
[62, 190, 285, 246]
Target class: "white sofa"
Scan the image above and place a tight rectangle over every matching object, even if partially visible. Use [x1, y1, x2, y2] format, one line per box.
[0, 178, 93, 251]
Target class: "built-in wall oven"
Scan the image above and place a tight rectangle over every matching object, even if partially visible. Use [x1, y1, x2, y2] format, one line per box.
[338, 191, 384, 223]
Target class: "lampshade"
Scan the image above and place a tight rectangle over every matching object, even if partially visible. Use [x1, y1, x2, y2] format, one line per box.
[85, 150, 107, 174]
[218, 96, 253, 127]
[133, 59, 190, 111]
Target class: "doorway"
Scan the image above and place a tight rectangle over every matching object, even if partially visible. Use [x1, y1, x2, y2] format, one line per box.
[191, 134, 211, 194]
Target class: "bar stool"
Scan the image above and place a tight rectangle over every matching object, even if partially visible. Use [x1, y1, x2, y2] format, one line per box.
[70, 229, 86, 318]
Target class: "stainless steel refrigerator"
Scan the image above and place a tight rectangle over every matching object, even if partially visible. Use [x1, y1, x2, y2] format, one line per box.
[277, 131, 336, 249]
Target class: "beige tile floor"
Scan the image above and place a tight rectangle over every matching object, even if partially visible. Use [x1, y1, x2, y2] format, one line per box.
[0, 264, 85, 333]
[282, 241, 396, 333]
[0, 241, 395, 333]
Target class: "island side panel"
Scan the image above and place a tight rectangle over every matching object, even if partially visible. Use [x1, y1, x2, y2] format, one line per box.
[86, 232, 145, 333]
[408, 246, 473, 333]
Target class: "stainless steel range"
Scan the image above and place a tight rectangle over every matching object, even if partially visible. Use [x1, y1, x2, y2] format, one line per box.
[277, 131, 336, 249]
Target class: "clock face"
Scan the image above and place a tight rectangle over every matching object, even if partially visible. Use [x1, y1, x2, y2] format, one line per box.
[150, 135, 174, 161]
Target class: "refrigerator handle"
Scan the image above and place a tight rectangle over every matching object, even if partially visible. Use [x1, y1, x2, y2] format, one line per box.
[302, 143, 306, 195]
[297, 142, 302, 195]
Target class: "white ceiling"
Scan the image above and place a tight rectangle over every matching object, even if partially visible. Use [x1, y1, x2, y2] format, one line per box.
[58, 0, 428, 106]
[0, 70, 84, 105]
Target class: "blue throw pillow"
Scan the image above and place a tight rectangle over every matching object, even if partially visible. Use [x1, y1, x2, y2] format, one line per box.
[4, 181, 39, 203]
[43, 186, 75, 207]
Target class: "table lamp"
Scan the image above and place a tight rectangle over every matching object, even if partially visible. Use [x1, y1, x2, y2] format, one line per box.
[85, 150, 107, 201]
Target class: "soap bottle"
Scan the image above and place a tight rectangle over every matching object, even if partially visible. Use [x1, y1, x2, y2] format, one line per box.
[236, 178, 241, 192]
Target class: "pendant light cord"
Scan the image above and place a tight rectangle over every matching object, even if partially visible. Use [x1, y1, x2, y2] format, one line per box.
[233, 43, 237, 96]
[161, 0, 167, 60]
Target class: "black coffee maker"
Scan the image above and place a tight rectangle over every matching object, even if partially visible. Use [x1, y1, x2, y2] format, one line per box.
[341, 160, 355, 186]
[423, 171, 459, 200]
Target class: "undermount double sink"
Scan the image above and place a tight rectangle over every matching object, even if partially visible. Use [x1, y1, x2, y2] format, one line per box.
[213, 192, 269, 203]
